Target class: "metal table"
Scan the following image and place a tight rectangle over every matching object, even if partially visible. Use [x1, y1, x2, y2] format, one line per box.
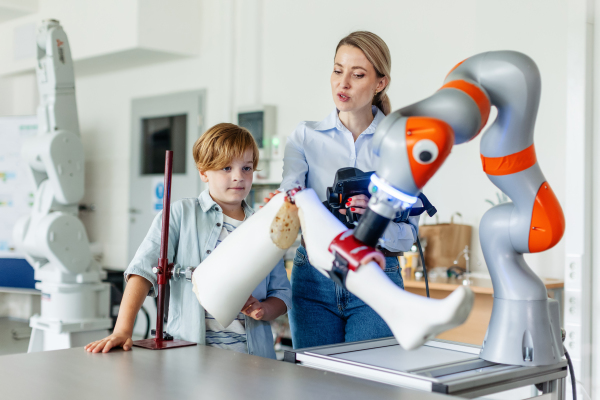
[285, 338, 567, 399]
[0, 343, 460, 400]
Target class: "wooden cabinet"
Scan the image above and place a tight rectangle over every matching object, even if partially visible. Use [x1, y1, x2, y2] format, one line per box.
[403, 275, 564, 345]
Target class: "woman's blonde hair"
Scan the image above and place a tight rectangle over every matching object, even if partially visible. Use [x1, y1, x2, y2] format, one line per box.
[336, 31, 392, 115]
[193, 123, 259, 171]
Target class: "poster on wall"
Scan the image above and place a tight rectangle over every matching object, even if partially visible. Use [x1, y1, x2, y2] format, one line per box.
[0, 116, 37, 258]
[152, 176, 165, 212]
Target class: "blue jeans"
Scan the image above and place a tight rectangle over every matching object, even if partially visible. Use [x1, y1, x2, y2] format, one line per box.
[289, 245, 404, 349]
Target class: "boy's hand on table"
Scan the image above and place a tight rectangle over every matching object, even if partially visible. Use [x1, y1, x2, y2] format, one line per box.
[84, 331, 133, 353]
[339, 194, 368, 215]
[260, 190, 281, 208]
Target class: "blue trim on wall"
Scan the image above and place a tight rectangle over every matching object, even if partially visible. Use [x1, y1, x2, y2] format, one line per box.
[0, 258, 35, 289]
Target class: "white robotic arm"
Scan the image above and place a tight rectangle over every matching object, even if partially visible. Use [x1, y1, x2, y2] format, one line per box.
[13, 20, 110, 352]
[26, 19, 83, 203]
[15, 20, 93, 278]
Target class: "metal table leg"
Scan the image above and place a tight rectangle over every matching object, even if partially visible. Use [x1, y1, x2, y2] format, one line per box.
[533, 377, 565, 400]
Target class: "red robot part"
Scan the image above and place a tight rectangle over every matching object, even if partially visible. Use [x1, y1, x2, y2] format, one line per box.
[328, 230, 386, 271]
[529, 181, 565, 253]
[481, 144, 537, 176]
[405, 116, 455, 189]
[439, 79, 491, 133]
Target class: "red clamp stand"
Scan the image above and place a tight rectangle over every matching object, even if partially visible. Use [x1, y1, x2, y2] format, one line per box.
[132, 150, 197, 350]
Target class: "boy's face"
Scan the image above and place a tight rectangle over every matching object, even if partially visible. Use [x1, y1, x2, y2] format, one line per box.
[199, 149, 254, 207]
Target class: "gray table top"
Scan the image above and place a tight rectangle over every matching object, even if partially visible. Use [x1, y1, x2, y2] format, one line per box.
[0, 344, 459, 400]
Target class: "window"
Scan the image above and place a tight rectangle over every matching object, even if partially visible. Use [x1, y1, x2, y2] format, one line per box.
[141, 114, 187, 174]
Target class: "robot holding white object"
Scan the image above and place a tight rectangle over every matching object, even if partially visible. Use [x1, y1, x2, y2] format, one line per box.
[188, 52, 561, 366]
[194, 50, 565, 366]
[13, 20, 111, 352]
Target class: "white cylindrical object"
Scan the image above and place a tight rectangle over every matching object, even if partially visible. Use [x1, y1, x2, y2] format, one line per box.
[346, 263, 474, 350]
[294, 188, 346, 275]
[192, 193, 289, 327]
[295, 188, 475, 351]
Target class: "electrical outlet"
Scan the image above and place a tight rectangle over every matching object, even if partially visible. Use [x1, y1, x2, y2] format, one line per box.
[564, 291, 581, 324]
[564, 324, 581, 359]
[565, 254, 582, 290]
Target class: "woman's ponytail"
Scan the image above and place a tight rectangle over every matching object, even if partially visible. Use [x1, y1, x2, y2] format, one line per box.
[373, 92, 391, 116]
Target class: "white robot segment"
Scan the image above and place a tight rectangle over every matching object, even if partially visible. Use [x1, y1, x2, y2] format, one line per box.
[13, 20, 110, 352]
[191, 187, 474, 350]
[295, 188, 474, 350]
[192, 193, 293, 327]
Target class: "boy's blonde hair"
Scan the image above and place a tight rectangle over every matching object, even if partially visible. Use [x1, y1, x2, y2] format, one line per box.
[193, 123, 259, 171]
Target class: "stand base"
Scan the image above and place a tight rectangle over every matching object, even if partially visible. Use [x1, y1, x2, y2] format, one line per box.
[132, 338, 197, 350]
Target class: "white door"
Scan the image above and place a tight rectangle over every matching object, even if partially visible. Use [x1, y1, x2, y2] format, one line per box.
[128, 90, 206, 262]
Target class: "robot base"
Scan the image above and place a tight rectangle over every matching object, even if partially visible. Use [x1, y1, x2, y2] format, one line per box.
[28, 319, 111, 353]
[27, 280, 112, 352]
[480, 297, 563, 366]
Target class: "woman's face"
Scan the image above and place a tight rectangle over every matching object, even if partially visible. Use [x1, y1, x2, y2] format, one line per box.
[331, 45, 387, 113]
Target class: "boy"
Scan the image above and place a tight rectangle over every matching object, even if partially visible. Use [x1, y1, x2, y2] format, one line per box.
[85, 123, 291, 359]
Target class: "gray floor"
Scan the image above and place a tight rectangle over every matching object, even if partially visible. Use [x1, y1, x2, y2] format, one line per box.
[0, 317, 31, 356]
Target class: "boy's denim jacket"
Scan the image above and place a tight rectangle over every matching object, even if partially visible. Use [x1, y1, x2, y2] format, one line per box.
[124, 189, 292, 359]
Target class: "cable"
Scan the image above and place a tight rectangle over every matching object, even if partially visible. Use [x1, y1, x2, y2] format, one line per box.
[564, 347, 577, 400]
[416, 236, 430, 298]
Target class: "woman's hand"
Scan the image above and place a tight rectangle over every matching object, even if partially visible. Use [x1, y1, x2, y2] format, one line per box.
[338, 194, 369, 215]
[85, 331, 133, 353]
[261, 190, 281, 208]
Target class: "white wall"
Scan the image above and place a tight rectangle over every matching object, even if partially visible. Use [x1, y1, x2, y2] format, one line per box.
[0, 0, 568, 277]
[262, 0, 567, 278]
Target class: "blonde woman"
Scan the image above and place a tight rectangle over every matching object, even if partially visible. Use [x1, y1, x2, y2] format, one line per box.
[271, 32, 420, 348]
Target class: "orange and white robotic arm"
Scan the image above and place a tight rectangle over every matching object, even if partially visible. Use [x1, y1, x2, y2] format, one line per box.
[327, 50, 564, 365]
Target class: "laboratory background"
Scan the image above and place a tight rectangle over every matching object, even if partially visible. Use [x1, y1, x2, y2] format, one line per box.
[0, 0, 596, 399]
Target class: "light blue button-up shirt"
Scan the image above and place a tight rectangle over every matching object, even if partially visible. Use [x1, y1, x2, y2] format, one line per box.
[280, 106, 419, 252]
[124, 189, 292, 359]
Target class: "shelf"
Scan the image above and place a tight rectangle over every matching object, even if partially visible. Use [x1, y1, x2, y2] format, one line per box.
[0, 286, 40, 295]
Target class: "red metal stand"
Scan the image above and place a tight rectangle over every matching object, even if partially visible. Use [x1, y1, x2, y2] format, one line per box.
[133, 150, 196, 350]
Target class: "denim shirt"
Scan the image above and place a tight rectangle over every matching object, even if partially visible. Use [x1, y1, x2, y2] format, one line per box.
[124, 189, 292, 359]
